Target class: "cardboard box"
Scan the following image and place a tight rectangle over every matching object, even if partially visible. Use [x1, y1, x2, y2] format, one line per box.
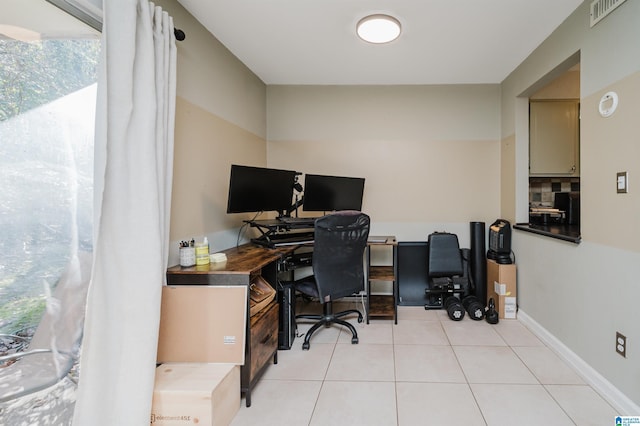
[151, 363, 240, 426]
[486, 260, 517, 319]
[157, 286, 247, 364]
[489, 294, 517, 319]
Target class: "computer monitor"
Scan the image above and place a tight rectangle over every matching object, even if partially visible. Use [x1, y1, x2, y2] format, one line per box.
[226, 165, 297, 215]
[302, 174, 365, 212]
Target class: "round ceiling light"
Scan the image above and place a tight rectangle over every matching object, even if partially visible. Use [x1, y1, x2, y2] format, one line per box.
[356, 14, 401, 44]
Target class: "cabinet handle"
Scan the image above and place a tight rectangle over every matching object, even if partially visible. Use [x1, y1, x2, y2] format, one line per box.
[570, 165, 576, 173]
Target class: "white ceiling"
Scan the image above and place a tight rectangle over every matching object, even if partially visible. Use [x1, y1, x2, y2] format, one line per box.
[176, 0, 583, 86]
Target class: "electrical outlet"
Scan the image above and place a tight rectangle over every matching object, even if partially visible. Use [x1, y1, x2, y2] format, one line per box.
[616, 332, 626, 358]
[617, 172, 628, 193]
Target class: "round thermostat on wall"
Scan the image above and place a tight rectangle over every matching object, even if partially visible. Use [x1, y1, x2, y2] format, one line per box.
[598, 91, 618, 117]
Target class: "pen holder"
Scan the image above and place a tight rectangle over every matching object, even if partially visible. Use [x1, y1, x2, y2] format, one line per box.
[195, 242, 210, 266]
[179, 247, 196, 267]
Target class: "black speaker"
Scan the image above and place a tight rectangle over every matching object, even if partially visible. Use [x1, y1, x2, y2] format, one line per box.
[277, 282, 296, 350]
[470, 221, 487, 305]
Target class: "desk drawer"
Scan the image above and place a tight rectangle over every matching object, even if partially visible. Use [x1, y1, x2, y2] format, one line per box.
[249, 300, 278, 378]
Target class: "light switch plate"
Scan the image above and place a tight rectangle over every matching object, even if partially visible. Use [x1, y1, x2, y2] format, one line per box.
[617, 171, 628, 193]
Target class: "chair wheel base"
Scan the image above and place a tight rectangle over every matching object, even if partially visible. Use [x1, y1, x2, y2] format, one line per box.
[351, 337, 359, 344]
[302, 342, 310, 350]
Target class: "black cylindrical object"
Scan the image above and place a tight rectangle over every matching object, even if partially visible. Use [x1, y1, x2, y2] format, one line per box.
[462, 295, 485, 320]
[470, 221, 487, 305]
[444, 296, 465, 321]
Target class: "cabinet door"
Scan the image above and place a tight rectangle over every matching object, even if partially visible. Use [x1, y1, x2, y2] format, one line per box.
[529, 100, 579, 176]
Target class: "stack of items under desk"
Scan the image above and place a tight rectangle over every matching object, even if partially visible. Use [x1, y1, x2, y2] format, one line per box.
[153, 285, 248, 425]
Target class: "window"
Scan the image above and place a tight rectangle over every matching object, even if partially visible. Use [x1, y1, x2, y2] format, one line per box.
[514, 58, 582, 244]
[0, 29, 99, 336]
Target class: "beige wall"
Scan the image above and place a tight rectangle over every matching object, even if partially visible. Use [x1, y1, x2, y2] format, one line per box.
[502, 0, 640, 410]
[530, 69, 580, 100]
[267, 85, 501, 242]
[500, 134, 516, 222]
[157, 0, 267, 138]
[171, 97, 266, 240]
[153, 0, 269, 254]
[580, 72, 640, 251]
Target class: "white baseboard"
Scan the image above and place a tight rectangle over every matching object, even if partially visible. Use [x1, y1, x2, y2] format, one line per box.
[518, 310, 640, 415]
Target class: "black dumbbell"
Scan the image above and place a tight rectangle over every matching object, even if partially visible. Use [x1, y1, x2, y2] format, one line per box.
[462, 295, 485, 320]
[485, 297, 499, 324]
[444, 296, 465, 321]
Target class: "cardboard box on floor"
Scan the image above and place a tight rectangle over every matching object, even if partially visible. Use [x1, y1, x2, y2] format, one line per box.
[157, 285, 247, 364]
[486, 259, 517, 319]
[153, 286, 247, 425]
[151, 363, 240, 426]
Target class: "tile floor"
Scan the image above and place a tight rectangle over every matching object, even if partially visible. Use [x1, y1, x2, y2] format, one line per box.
[230, 302, 618, 426]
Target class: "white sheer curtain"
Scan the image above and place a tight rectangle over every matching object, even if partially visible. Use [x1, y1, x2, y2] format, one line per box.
[73, 0, 176, 424]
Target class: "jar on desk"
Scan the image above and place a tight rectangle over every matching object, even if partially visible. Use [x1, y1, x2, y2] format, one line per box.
[195, 241, 210, 266]
[179, 247, 196, 267]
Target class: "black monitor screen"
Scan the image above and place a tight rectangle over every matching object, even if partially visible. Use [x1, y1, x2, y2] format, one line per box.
[226, 165, 297, 214]
[302, 174, 365, 212]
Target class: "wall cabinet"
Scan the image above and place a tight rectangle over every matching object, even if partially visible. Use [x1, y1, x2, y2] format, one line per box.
[529, 100, 580, 176]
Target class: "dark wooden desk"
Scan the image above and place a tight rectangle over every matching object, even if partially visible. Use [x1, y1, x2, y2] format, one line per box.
[166, 243, 296, 407]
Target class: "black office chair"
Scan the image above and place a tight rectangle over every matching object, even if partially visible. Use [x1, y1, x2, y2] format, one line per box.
[424, 232, 470, 309]
[293, 211, 370, 350]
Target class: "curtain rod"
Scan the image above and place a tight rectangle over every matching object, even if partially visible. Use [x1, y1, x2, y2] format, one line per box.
[46, 0, 186, 41]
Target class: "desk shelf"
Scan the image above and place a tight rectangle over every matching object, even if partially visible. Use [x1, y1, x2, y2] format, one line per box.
[366, 237, 398, 324]
[369, 266, 395, 281]
[368, 295, 396, 318]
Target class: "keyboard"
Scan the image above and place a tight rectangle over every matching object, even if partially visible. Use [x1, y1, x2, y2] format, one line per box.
[252, 231, 315, 248]
[276, 216, 317, 226]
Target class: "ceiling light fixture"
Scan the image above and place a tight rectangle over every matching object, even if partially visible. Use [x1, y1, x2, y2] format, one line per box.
[356, 14, 401, 44]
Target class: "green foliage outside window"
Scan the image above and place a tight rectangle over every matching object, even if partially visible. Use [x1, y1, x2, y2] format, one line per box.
[0, 39, 99, 121]
[0, 36, 99, 334]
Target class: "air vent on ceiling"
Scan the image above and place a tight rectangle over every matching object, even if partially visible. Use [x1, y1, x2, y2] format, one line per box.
[590, 0, 627, 27]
